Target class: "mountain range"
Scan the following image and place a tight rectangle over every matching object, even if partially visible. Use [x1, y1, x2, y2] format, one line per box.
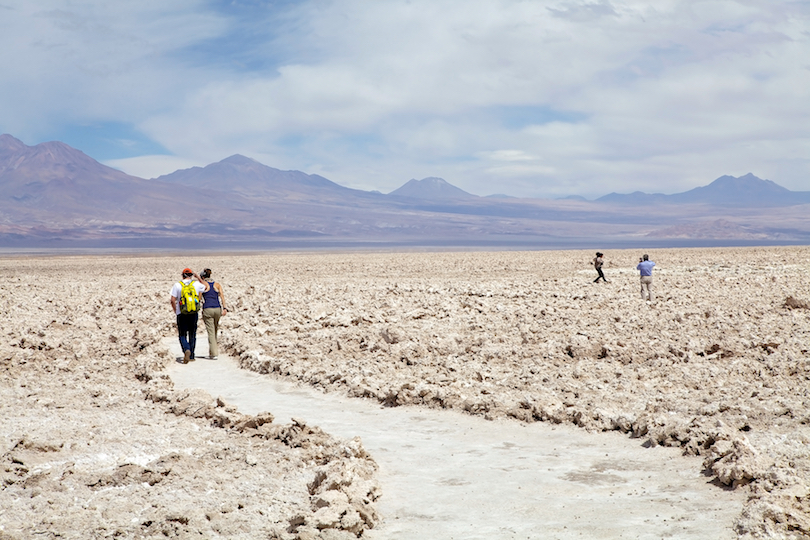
[597, 174, 810, 207]
[1, 134, 808, 248]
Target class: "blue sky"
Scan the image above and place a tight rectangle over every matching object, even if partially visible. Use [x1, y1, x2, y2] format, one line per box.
[1, 0, 809, 198]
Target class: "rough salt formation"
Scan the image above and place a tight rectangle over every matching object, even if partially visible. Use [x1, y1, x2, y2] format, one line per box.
[0, 256, 379, 540]
[1, 248, 808, 539]
[215, 247, 809, 539]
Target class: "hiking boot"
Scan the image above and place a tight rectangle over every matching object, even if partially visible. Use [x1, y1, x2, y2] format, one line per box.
[183, 349, 191, 364]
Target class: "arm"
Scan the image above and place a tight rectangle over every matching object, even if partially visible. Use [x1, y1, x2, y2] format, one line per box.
[215, 282, 227, 313]
[193, 272, 210, 293]
[170, 282, 180, 313]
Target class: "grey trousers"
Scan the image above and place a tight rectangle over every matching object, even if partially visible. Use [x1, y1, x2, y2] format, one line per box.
[640, 276, 653, 302]
[202, 307, 222, 357]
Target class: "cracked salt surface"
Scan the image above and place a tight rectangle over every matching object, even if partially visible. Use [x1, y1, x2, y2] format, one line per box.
[166, 340, 744, 540]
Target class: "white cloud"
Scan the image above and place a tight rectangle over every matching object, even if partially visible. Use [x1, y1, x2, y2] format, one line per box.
[0, 1, 227, 138]
[1, 0, 809, 197]
[480, 150, 540, 162]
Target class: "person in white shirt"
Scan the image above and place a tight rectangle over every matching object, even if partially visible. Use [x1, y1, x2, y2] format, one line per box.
[170, 267, 209, 363]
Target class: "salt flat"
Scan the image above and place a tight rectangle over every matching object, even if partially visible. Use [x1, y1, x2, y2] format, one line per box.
[1, 247, 809, 539]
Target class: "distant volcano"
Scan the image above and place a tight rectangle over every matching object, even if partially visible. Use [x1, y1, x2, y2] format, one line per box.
[597, 173, 810, 207]
[0, 134, 160, 215]
[389, 177, 477, 200]
[668, 173, 806, 206]
[0, 134, 246, 225]
[153, 154, 373, 202]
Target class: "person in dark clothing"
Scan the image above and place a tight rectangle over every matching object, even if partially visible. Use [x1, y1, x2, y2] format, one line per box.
[593, 252, 609, 283]
[170, 268, 209, 363]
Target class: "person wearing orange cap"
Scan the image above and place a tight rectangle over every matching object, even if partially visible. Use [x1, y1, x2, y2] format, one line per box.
[170, 268, 209, 363]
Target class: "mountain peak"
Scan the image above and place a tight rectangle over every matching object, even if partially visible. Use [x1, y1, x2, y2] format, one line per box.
[704, 173, 787, 192]
[597, 173, 808, 207]
[673, 173, 792, 205]
[220, 154, 259, 166]
[0, 135, 118, 179]
[389, 177, 476, 200]
[419, 176, 449, 185]
[154, 153, 350, 197]
[0, 133, 27, 151]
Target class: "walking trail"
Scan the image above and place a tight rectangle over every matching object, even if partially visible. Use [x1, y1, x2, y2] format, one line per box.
[164, 338, 744, 540]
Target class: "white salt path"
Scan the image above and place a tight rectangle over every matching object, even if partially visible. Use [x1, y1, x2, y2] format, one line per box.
[164, 338, 744, 539]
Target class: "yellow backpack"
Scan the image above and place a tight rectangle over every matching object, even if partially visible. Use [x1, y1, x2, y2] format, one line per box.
[179, 281, 200, 314]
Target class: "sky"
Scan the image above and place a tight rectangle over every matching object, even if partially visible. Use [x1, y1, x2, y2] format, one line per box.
[1, 0, 809, 199]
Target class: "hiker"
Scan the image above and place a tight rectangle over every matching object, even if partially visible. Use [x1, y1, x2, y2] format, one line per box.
[637, 254, 656, 303]
[200, 268, 227, 359]
[593, 252, 608, 283]
[170, 268, 209, 363]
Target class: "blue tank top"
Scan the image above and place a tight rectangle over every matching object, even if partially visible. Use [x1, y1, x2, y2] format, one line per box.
[202, 281, 221, 308]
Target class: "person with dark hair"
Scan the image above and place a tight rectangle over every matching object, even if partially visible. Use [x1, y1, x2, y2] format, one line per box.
[593, 252, 609, 283]
[200, 268, 227, 359]
[170, 268, 209, 364]
[637, 254, 656, 303]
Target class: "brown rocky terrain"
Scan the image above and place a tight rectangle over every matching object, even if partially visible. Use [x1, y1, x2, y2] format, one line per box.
[2, 247, 809, 538]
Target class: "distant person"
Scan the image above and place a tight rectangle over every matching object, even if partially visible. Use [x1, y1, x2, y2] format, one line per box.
[200, 268, 228, 359]
[593, 252, 608, 283]
[170, 268, 209, 363]
[637, 254, 656, 303]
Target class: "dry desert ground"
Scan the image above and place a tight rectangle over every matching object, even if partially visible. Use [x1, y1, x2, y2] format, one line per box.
[1, 246, 809, 539]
